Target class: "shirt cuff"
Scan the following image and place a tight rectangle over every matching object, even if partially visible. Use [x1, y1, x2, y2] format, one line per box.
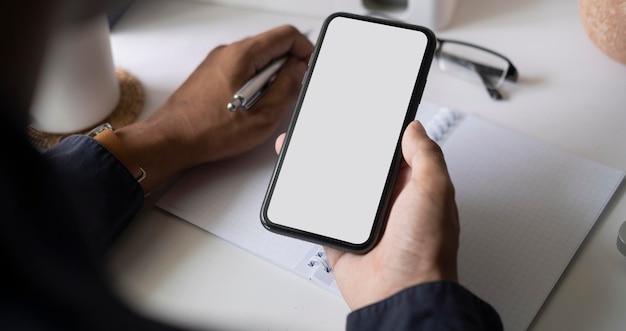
[347, 281, 503, 331]
[44, 134, 144, 252]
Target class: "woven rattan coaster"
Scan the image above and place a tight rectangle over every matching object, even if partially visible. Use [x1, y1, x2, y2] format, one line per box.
[27, 68, 144, 149]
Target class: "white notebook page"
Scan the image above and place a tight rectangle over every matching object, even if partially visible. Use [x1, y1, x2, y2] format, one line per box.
[157, 101, 624, 331]
[156, 119, 340, 294]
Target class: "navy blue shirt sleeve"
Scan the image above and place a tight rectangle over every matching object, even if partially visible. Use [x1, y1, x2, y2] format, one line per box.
[1, 116, 190, 329]
[44, 134, 145, 253]
[347, 281, 503, 331]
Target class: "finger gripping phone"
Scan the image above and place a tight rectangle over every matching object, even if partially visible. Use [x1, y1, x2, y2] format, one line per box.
[261, 12, 436, 253]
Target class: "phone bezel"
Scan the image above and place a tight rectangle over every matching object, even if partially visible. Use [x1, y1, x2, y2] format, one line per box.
[260, 12, 436, 253]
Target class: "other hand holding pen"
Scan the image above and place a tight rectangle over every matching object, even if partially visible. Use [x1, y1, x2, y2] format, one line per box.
[114, 25, 313, 192]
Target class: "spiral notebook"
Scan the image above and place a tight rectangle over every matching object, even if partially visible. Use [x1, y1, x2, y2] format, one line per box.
[156, 101, 624, 331]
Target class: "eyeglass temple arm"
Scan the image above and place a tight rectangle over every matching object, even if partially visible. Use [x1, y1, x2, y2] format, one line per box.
[477, 72, 503, 100]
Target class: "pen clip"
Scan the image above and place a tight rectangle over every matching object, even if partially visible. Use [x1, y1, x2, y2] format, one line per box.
[241, 74, 278, 110]
[228, 57, 288, 112]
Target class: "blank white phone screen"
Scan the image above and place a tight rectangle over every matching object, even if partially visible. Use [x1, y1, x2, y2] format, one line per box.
[266, 16, 429, 245]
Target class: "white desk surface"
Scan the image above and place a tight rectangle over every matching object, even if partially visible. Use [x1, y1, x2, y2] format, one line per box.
[107, 0, 626, 330]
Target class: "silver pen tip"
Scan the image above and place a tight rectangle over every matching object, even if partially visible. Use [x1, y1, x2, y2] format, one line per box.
[227, 100, 241, 112]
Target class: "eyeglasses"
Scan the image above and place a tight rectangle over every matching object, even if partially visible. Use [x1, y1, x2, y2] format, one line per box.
[362, 12, 519, 100]
[435, 38, 519, 100]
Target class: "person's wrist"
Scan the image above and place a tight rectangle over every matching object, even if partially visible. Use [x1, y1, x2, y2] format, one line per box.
[88, 123, 147, 185]
[113, 114, 200, 194]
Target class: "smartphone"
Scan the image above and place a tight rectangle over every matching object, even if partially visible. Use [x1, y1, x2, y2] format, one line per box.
[261, 12, 436, 253]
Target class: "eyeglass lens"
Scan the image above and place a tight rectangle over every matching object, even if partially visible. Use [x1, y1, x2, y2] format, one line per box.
[437, 41, 512, 99]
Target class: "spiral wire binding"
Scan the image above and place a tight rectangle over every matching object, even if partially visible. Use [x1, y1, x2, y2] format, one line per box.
[307, 250, 332, 273]
[424, 107, 460, 142]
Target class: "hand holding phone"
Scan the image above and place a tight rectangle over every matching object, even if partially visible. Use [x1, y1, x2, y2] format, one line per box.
[327, 121, 460, 309]
[261, 13, 437, 253]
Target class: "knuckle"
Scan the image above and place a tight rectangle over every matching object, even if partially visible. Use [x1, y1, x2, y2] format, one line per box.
[208, 44, 228, 56]
[418, 137, 444, 157]
[275, 24, 300, 36]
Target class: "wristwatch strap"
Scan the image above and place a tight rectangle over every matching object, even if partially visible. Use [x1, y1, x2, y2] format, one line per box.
[88, 123, 146, 183]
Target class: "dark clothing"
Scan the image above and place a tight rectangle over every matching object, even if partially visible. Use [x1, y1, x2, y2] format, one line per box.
[347, 281, 503, 330]
[1, 103, 502, 330]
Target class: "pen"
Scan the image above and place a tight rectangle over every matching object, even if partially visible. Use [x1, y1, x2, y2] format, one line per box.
[227, 56, 288, 112]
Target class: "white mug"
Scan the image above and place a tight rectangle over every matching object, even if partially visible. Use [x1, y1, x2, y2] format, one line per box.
[30, 15, 119, 134]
